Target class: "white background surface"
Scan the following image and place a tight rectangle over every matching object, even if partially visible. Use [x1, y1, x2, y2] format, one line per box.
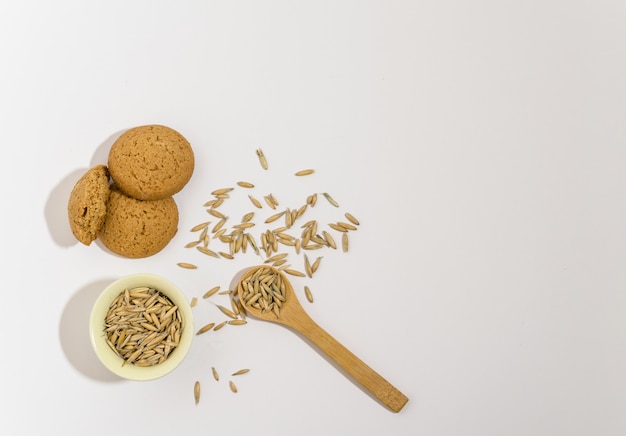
[1, 1, 625, 435]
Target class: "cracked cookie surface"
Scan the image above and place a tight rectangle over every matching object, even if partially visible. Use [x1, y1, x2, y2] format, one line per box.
[108, 124, 194, 201]
[99, 186, 179, 258]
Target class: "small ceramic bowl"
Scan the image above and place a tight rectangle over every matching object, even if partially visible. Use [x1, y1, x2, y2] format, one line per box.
[89, 273, 194, 381]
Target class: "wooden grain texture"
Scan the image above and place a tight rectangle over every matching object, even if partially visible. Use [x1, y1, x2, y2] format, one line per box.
[237, 266, 409, 413]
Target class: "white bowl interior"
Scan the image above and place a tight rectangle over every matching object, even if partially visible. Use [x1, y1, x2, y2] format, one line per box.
[89, 273, 194, 381]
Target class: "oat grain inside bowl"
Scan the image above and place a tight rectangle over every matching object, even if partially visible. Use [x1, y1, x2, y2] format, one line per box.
[104, 286, 183, 367]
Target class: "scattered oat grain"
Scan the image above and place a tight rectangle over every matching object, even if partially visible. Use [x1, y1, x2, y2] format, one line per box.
[190, 221, 210, 232]
[196, 323, 216, 335]
[328, 223, 348, 232]
[248, 195, 263, 209]
[265, 253, 288, 263]
[338, 221, 358, 231]
[345, 212, 360, 226]
[213, 321, 228, 331]
[228, 319, 248, 325]
[203, 286, 220, 299]
[203, 199, 219, 208]
[177, 262, 197, 269]
[212, 218, 227, 233]
[323, 230, 337, 249]
[208, 209, 226, 219]
[265, 211, 285, 223]
[242, 212, 255, 222]
[264, 195, 276, 210]
[212, 187, 233, 196]
[197, 246, 220, 258]
[194, 381, 201, 405]
[229, 380, 238, 393]
[304, 255, 313, 278]
[304, 285, 313, 303]
[235, 222, 256, 230]
[322, 192, 339, 207]
[284, 268, 305, 277]
[216, 304, 238, 319]
[311, 256, 322, 273]
[256, 149, 268, 170]
[295, 169, 315, 176]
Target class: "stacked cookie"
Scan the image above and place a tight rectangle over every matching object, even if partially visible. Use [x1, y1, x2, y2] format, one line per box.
[67, 125, 194, 258]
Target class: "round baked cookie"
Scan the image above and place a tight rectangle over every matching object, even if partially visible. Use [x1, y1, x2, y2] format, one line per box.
[67, 165, 111, 246]
[99, 186, 179, 258]
[108, 124, 194, 201]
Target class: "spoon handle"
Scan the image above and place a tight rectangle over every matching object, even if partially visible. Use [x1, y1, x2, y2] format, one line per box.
[290, 313, 409, 413]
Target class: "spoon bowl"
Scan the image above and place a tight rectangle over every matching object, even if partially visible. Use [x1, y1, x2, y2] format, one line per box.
[236, 265, 408, 413]
[236, 265, 307, 325]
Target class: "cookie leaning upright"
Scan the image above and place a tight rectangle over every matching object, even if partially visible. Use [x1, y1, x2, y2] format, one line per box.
[108, 125, 194, 201]
[67, 165, 111, 245]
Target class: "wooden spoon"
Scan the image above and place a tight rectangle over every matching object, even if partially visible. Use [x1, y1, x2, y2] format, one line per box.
[236, 265, 409, 413]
